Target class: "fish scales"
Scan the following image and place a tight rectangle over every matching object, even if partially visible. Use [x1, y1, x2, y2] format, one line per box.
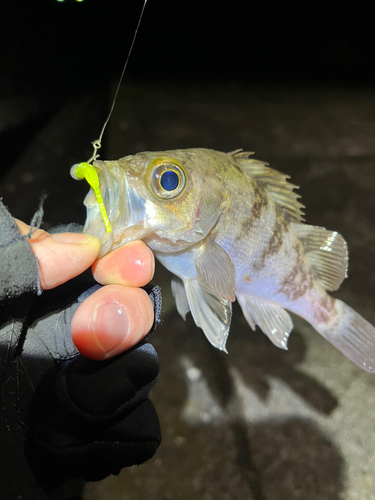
[209, 158, 333, 327]
[76, 148, 375, 372]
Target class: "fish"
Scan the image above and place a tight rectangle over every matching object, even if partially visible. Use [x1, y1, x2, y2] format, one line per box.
[75, 148, 375, 372]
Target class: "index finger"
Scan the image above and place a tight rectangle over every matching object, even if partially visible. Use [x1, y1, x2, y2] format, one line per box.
[92, 240, 155, 287]
[14, 218, 101, 290]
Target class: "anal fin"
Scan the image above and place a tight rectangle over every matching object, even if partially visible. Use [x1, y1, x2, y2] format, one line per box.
[237, 294, 293, 350]
[185, 278, 232, 352]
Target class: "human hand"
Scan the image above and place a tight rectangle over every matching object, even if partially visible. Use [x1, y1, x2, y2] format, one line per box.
[15, 219, 155, 361]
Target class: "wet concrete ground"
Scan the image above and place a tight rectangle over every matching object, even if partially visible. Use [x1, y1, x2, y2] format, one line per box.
[1, 83, 375, 500]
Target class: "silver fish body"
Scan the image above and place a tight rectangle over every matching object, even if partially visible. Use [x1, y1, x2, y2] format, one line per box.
[76, 148, 375, 372]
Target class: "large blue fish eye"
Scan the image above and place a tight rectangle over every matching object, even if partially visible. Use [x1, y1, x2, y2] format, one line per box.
[146, 157, 187, 200]
[160, 170, 180, 191]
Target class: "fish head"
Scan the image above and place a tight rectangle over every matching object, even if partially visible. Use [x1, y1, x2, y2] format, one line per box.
[80, 149, 226, 256]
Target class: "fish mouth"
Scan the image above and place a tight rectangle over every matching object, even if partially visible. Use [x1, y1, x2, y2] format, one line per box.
[82, 160, 149, 257]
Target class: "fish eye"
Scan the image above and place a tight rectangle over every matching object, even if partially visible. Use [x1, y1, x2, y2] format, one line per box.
[160, 170, 180, 191]
[146, 157, 187, 200]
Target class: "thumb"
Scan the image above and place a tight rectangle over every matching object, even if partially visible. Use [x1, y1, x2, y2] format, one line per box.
[15, 219, 101, 290]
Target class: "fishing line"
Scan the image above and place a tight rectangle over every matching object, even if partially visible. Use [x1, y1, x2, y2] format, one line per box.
[87, 0, 148, 164]
[72, 0, 148, 233]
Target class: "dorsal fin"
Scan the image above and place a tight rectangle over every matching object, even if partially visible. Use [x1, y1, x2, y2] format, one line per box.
[292, 223, 348, 291]
[230, 150, 305, 223]
[228, 149, 255, 158]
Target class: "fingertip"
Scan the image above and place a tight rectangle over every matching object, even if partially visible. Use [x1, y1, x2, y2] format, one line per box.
[92, 240, 155, 287]
[71, 286, 154, 360]
[51, 233, 101, 256]
[36, 234, 101, 290]
[84, 235, 102, 257]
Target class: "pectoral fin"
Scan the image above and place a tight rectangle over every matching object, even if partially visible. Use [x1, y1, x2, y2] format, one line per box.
[171, 276, 190, 320]
[195, 237, 236, 301]
[185, 278, 232, 352]
[237, 294, 293, 350]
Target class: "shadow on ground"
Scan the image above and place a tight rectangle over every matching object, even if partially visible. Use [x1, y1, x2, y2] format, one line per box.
[85, 305, 343, 500]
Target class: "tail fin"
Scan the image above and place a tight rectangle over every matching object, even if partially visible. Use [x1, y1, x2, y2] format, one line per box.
[315, 299, 375, 372]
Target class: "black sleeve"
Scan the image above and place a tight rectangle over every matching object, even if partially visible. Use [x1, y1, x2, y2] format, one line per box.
[0, 199, 40, 300]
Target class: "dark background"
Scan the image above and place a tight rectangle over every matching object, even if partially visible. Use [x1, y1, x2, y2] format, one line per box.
[1, 0, 374, 99]
[1, 0, 374, 189]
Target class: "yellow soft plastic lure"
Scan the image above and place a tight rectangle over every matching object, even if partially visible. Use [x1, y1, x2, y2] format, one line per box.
[72, 162, 112, 233]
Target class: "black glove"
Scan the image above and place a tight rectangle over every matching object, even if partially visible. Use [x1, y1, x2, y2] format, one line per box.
[0, 205, 162, 499]
[22, 282, 162, 493]
[25, 340, 161, 486]
[1, 274, 162, 499]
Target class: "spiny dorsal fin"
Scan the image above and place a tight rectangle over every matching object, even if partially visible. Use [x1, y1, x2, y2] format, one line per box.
[230, 150, 305, 223]
[228, 149, 254, 158]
